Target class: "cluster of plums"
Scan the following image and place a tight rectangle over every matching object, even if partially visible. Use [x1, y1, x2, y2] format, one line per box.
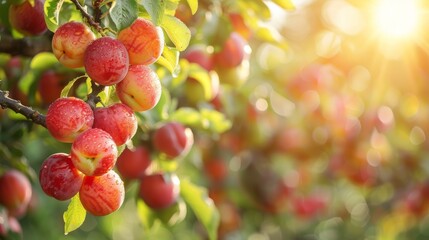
[38, 17, 194, 215]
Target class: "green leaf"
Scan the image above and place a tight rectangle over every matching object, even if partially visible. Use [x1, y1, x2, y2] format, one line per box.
[171, 59, 190, 88]
[161, 15, 191, 51]
[186, 0, 198, 14]
[61, 76, 87, 98]
[136, 198, 157, 230]
[110, 0, 138, 32]
[180, 179, 219, 240]
[44, 0, 65, 32]
[188, 63, 213, 100]
[152, 87, 172, 121]
[157, 200, 187, 226]
[0, 1, 11, 28]
[43, 1, 82, 32]
[200, 109, 232, 134]
[170, 108, 231, 134]
[30, 52, 58, 71]
[239, 0, 271, 20]
[255, 25, 288, 50]
[141, 0, 165, 26]
[18, 71, 36, 96]
[272, 0, 295, 10]
[203, 15, 232, 50]
[164, 0, 180, 16]
[170, 107, 202, 127]
[98, 85, 112, 106]
[156, 46, 180, 77]
[63, 194, 86, 235]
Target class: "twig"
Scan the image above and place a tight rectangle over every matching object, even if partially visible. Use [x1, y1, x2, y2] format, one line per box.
[86, 81, 105, 109]
[70, 0, 106, 36]
[93, 0, 104, 24]
[0, 90, 46, 128]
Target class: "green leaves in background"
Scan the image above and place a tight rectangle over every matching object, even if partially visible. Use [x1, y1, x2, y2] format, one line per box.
[137, 199, 157, 230]
[171, 60, 214, 101]
[19, 52, 58, 104]
[151, 87, 172, 121]
[271, 0, 295, 10]
[109, 0, 138, 32]
[256, 25, 289, 50]
[137, 198, 187, 230]
[186, 0, 198, 14]
[29, 52, 58, 71]
[187, 63, 213, 101]
[180, 179, 219, 240]
[170, 108, 231, 134]
[63, 194, 86, 235]
[138, 179, 218, 239]
[0, 1, 11, 28]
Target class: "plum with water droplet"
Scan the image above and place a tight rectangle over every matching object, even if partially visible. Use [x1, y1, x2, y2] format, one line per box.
[79, 170, 124, 216]
[39, 153, 84, 200]
[70, 128, 118, 176]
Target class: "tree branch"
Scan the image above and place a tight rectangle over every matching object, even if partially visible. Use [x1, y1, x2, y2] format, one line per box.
[93, 0, 104, 24]
[70, 0, 106, 36]
[0, 33, 52, 57]
[86, 82, 105, 109]
[0, 90, 46, 128]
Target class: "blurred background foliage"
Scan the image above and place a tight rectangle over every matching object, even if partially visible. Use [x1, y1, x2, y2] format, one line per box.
[2, 0, 429, 239]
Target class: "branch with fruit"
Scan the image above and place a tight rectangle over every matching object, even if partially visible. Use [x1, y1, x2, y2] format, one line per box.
[0, 0, 297, 239]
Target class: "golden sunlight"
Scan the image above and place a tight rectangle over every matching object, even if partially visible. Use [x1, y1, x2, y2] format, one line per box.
[373, 0, 420, 38]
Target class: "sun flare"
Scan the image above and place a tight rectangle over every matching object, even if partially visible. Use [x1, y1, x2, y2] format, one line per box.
[373, 0, 420, 39]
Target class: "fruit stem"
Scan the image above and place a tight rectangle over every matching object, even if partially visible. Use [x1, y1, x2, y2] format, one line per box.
[70, 0, 106, 37]
[86, 81, 105, 110]
[0, 90, 47, 128]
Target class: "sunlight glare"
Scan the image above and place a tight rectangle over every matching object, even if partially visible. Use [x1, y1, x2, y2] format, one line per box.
[374, 0, 420, 38]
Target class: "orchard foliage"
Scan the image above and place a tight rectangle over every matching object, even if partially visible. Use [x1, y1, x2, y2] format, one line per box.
[0, 0, 294, 238]
[2, 0, 429, 239]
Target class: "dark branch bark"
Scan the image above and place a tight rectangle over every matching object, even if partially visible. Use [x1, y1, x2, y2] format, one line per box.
[0, 33, 52, 57]
[70, 0, 106, 36]
[86, 81, 105, 109]
[93, 0, 104, 24]
[0, 90, 46, 128]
